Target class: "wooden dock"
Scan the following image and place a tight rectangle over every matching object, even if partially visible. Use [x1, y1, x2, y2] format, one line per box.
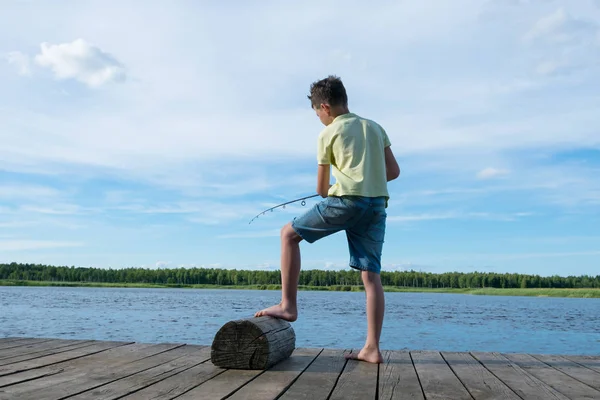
[0, 337, 599, 399]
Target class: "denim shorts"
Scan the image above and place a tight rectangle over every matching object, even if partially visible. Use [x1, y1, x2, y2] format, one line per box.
[291, 195, 387, 274]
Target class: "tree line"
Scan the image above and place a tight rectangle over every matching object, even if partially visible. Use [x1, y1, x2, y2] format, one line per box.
[1, 262, 599, 289]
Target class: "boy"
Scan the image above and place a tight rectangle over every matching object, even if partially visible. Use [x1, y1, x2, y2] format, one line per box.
[255, 75, 400, 364]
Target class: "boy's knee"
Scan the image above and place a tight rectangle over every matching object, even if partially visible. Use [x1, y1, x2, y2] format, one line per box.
[281, 222, 302, 243]
[362, 270, 382, 285]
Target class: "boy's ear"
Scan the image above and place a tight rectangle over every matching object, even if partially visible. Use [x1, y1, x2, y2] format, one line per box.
[321, 103, 331, 115]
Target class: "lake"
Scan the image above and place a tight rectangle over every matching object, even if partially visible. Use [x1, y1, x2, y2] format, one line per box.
[1, 286, 599, 354]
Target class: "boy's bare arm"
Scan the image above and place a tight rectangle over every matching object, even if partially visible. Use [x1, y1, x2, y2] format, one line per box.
[385, 146, 400, 181]
[317, 164, 331, 197]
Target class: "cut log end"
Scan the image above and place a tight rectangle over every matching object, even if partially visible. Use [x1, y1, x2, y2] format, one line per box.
[210, 316, 296, 370]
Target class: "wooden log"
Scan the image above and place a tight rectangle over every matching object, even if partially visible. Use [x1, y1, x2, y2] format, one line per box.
[210, 316, 295, 370]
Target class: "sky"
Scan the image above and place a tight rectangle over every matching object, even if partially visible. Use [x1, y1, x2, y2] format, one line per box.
[1, 0, 599, 276]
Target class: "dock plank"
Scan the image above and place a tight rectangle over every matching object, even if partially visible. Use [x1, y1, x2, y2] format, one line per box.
[120, 358, 225, 400]
[0, 339, 90, 360]
[176, 368, 263, 399]
[0, 340, 96, 365]
[564, 355, 600, 374]
[227, 348, 321, 400]
[472, 352, 569, 400]
[1, 343, 189, 399]
[0, 339, 52, 352]
[0, 338, 598, 400]
[278, 348, 349, 400]
[69, 346, 210, 400]
[441, 352, 520, 400]
[411, 350, 472, 400]
[0, 340, 131, 377]
[532, 354, 600, 391]
[0, 342, 168, 389]
[328, 349, 379, 400]
[379, 350, 424, 400]
[503, 352, 600, 399]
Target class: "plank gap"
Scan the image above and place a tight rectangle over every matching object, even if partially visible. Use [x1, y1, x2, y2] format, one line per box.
[168, 368, 229, 400]
[409, 351, 427, 400]
[556, 355, 600, 375]
[114, 343, 188, 368]
[0, 341, 99, 366]
[530, 354, 600, 394]
[274, 347, 324, 400]
[220, 369, 268, 399]
[326, 350, 351, 400]
[111, 359, 209, 400]
[0, 341, 134, 378]
[375, 362, 379, 400]
[0, 368, 63, 389]
[502, 352, 600, 399]
[54, 345, 196, 400]
[438, 352, 476, 400]
[468, 352, 525, 400]
[0, 339, 54, 351]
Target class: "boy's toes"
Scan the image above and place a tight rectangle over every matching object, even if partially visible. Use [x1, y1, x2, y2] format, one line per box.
[345, 348, 383, 364]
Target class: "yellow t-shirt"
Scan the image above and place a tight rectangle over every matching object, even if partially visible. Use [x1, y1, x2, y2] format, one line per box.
[317, 112, 391, 200]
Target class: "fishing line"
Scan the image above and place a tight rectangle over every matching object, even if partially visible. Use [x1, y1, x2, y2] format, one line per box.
[249, 194, 320, 224]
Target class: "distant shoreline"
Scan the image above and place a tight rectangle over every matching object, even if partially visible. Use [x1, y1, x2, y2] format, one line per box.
[1, 280, 599, 298]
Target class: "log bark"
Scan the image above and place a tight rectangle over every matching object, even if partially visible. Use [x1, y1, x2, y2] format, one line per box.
[210, 316, 296, 370]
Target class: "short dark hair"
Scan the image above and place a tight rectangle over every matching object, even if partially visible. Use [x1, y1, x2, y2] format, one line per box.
[307, 75, 348, 108]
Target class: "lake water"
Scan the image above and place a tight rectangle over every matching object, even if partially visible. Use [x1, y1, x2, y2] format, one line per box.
[1, 286, 599, 355]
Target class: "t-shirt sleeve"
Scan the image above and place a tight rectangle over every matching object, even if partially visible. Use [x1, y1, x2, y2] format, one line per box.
[317, 132, 332, 164]
[381, 126, 391, 147]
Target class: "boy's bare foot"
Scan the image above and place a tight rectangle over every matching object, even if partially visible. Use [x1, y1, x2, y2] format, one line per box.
[345, 346, 384, 364]
[254, 303, 298, 322]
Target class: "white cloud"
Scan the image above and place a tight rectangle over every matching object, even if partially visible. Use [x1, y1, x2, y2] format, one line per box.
[33, 39, 126, 87]
[388, 211, 533, 223]
[330, 49, 352, 62]
[112, 200, 258, 225]
[0, 219, 82, 230]
[19, 204, 86, 215]
[473, 250, 600, 260]
[381, 263, 432, 272]
[0, 206, 12, 214]
[155, 261, 171, 269]
[388, 213, 458, 223]
[477, 167, 509, 179]
[6, 51, 30, 76]
[0, 184, 62, 200]
[217, 229, 280, 239]
[201, 263, 223, 269]
[250, 262, 279, 271]
[535, 60, 567, 75]
[0, 221, 36, 229]
[0, 2, 597, 188]
[524, 8, 571, 43]
[0, 240, 83, 251]
[1, 2, 598, 275]
[523, 8, 600, 75]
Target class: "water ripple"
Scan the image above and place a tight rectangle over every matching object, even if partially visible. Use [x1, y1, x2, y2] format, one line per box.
[0, 286, 599, 354]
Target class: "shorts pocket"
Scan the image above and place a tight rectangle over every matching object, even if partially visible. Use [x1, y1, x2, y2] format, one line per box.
[319, 197, 357, 226]
[364, 208, 387, 243]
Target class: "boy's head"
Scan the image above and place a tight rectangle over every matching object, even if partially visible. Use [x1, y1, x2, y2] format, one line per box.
[308, 75, 349, 126]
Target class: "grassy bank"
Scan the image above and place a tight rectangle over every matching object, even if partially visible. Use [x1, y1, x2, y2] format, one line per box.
[467, 288, 600, 298]
[1, 279, 599, 297]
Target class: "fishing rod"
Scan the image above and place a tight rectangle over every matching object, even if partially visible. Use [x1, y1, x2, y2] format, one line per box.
[249, 193, 320, 224]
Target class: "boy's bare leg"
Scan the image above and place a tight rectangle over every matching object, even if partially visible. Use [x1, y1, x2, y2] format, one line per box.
[254, 222, 302, 322]
[346, 270, 385, 363]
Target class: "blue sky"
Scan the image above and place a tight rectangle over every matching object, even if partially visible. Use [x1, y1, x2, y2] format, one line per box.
[1, 0, 599, 276]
